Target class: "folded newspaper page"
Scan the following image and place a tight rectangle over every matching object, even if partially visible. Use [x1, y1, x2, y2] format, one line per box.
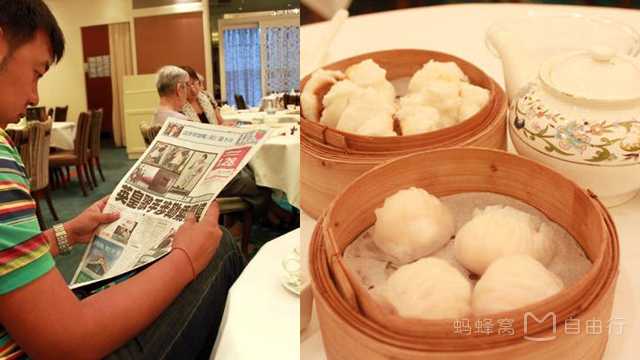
[69, 117, 271, 289]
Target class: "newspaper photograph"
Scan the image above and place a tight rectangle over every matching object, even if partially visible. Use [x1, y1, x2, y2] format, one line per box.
[69, 117, 271, 289]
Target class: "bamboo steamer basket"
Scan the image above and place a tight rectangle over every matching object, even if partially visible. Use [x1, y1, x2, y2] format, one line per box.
[300, 49, 508, 219]
[309, 147, 619, 359]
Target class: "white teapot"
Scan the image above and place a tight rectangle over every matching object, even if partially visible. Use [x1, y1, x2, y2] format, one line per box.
[489, 22, 640, 207]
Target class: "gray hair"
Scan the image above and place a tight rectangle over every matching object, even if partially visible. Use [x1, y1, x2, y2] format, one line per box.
[156, 65, 189, 96]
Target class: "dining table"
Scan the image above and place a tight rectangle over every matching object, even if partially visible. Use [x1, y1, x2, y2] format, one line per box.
[222, 109, 301, 208]
[300, 3, 640, 360]
[5, 120, 76, 150]
[210, 228, 301, 360]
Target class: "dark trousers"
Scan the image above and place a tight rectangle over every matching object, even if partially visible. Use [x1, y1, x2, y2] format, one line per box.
[104, 228, 245, 359]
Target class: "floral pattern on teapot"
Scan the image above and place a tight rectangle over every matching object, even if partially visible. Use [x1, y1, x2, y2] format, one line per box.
[509, 84, 640, 164]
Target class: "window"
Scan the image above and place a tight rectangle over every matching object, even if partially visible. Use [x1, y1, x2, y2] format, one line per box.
[219, 14, 299, 107]
[222, 26, 262, 108]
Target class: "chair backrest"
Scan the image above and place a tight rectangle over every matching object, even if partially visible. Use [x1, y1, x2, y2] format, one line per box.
[47, 108, 54, 119]
[23, 119, 52, 191]
[234, 94, 248, 110]
[89, 108, 103, 157]
[54, 106, 68, 122]
[74, 112, 92, 162]
[139, 121, 161, 146]
[26, 106, 46, 122]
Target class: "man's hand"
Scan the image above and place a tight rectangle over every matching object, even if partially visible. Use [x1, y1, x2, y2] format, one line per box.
[64, 197, 120, 246]
[173, 202, 222, 276]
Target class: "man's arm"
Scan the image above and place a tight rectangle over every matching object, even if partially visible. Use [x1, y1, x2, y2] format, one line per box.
[0, 202, 222, 359]
[0, 250, 192, 359]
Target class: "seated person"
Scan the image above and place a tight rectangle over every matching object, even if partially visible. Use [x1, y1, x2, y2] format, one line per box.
[0, 1, 245, 358]
[152, 65, 190, 126]
[180, 66, 224, 125]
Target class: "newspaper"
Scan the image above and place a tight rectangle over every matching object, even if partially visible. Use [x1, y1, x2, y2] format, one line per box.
[69, 117, 270, 289]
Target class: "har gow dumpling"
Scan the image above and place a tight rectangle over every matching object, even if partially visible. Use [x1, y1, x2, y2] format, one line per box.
[454, 205, 555, 275]
[472, 255, 564, 316]
[374, 187, 455, 264]
[383, 257, 472, 320]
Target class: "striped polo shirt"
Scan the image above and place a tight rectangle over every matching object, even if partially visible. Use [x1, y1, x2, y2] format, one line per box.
[0, 129, 54, 359]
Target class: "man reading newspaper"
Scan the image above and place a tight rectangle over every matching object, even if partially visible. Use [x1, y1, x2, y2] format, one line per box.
[70, 118, 270, 288]
[0, 1, 246, 358]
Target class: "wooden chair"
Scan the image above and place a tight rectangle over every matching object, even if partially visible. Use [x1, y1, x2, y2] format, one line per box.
[22, 120, 58, 229]
[234, 94, 248, 110]
[88, 108, 105, 186]
[138, 121, 253, 255]
[53, 106, 68, 122]
[218, 197, 253, 256]
[139, 121, 161, 147]
[49, 112, 93, 196]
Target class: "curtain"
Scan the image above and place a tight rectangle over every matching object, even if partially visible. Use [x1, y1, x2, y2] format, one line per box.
[264, 25, 300, 95]
[223, 27, 262, 107]
[108, 22, 134, 147]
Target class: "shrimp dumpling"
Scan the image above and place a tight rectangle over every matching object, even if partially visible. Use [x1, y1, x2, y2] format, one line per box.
[374, 187, 455, 264]
[383, 257, 472, 320]
[454, 205, 556, 275]
[472, 255, 564, 316]
[345, 59, 396, 102]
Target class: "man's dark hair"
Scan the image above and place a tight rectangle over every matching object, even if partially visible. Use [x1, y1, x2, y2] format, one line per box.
[0, 0, 65, 65]
[180, 65, 199, 82]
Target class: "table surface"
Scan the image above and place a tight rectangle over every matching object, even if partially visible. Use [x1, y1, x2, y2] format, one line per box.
[211, 229, 301, 360]
[5, 121, 76, 150]
[250, 127, 301, 208]
[300, 3, 640, 360]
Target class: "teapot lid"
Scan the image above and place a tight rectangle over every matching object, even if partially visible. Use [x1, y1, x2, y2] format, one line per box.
[539, 46, 640, 103]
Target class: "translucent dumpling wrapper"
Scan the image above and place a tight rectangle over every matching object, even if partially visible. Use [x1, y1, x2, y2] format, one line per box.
[459, 82, 490, 120]
[454, 205, 556, 275]
[383, 257, 472, 320]
[408, 60, 468, 93]
[374, 187, 455, 264]
[395, 105, 442, 135]
[320, 80, 362, 129]
[301, 69, 345, 122]
[472, 255, 564, 316]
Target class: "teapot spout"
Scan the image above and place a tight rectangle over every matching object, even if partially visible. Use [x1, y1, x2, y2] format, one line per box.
[488, 30, 538, 101]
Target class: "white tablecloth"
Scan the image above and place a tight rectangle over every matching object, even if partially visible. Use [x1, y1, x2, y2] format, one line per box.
[6, 121, 76, 150]
[211, 229, 300, 360]
[300, 3, 640, 359]
[221, 110, 299, 124]
[250, 129, 300, 208]
[221, 110, 301, 207]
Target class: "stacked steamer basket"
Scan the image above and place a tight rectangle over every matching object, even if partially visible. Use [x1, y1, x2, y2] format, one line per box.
[310, 148, 619, 360]
[301, 49, 508, 219]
